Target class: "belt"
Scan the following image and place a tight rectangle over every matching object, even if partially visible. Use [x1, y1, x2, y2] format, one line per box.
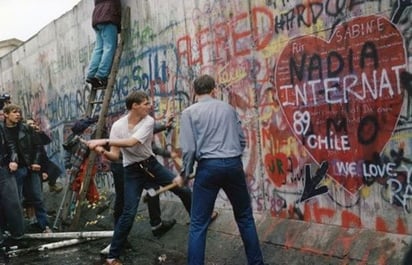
[199, 155, 241, 161]
[135, 156, 156, 178]
[137, 156, 155, 166]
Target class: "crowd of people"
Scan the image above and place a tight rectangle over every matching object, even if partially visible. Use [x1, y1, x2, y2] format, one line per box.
[0, 103, 58, 250]
[0, 77, 266, 265]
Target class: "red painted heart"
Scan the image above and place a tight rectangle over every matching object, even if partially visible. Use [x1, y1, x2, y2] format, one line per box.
[275, 15, 406, 193]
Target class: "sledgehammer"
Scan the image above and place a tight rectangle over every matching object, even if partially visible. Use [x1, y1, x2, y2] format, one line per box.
[143, 182, 178, 202]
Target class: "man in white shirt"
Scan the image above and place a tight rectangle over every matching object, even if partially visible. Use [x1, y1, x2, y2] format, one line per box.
[87, 90, 189, 265]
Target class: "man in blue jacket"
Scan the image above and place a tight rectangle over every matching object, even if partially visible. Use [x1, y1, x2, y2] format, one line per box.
[180, 74, 265, 265]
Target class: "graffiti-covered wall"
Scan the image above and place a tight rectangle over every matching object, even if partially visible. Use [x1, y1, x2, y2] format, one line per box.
[1, 0, 412, 236]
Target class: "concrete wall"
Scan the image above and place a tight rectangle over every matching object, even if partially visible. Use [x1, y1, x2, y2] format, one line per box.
[0, 39, 23, 58]
[1, 0, 412, 237]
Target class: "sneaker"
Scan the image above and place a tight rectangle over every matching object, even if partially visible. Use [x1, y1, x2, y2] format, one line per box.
[152, 219, 176, 238]
[105, 258, 123, 265]
[100, 243, 111, 255]
[86, 77, 99, 87]
[42, 226, 52, 233]
[49, 183, 63, 193]
[94, 77, 108, 89]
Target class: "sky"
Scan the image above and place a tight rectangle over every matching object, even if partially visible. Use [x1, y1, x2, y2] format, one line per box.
[0, 0, 82, 41]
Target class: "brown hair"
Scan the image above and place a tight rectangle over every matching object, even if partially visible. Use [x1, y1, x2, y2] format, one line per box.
[125, 90, 149, 110]
[193, 74, 216, 95]
[3, 103, 21, 114]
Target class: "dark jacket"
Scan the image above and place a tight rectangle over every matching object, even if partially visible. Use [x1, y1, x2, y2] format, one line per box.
[152, 122, 172, 158]
[36, 131, 62, 178]
[0, 123, 16, 167]
[6, 123, 43, 167]
[92, 0, 122, 32]
[35, 131, 52, 171]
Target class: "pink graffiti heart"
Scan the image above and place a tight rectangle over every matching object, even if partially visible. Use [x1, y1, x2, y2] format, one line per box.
[275, 15, 406, 193]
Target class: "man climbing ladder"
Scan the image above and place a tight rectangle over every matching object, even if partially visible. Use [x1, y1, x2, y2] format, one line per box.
[86, 0, 122, 89]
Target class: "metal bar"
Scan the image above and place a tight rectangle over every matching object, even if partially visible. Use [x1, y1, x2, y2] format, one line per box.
[22, 230, 113, 239]
[6, 238, 97, 257]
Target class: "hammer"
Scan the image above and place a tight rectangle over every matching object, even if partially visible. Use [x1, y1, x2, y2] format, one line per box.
[142, 157, 195, 202]
[143, 182, 178, 203]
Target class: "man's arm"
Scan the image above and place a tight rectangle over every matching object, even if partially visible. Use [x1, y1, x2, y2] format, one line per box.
[87, 137, 141, 150]
[236, 112, 246, 151]
[27, 125, 43, 171]
[4, 133, 19, 165]
[179, 110, 196, 180]
[1, 124, 18, 171]
[153, 114, 174, 134]
[94, 145, 121, 161]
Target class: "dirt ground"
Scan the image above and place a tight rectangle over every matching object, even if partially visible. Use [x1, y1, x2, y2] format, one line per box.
[1, 198, 189, 265]
[0, 187, 367, 265]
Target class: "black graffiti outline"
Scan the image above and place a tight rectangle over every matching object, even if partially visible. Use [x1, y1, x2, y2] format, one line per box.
[391, 0, 412, 24]
[297, 161, 329, 203]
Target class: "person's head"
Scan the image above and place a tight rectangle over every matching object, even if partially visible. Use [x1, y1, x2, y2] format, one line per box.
[125, 90, 152, 117]
[3, 104, 22, 126]
[0, 92, 11, 109]
[26, 117, 36, 126]
[71, 116, 98, 135]
[193, 74, 216, 96]
[26, 117, 41, 132]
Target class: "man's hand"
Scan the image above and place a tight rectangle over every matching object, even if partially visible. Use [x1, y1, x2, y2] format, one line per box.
[173, 175, 184, 187]
[170, 151, 178, 159]
[31, 164, 41, 171]
[32, 124, 41, 132]
[87, 139, 107, 149]
[42, 172, 49, 180]
[9, 162, 18, 172]
[95, 145, 106, 154]
[165, 114, 175, 128]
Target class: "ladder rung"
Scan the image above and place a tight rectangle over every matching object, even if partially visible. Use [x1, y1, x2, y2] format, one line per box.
[90, 100, 103, 104]
[93, 86, 107, 90]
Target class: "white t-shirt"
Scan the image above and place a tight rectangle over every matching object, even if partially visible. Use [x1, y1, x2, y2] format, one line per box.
[110, 114, 155, 167]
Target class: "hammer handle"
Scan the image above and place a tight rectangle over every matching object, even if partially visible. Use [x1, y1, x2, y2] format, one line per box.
[155, 182, 178, 195]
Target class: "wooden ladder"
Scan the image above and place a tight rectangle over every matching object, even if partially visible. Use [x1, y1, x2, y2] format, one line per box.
[64, 7, 130, 230]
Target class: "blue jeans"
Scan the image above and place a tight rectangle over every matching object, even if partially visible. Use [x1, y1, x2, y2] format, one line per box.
[14, 167, 49, 230]
[86, 23, 118, 80]
[111, 161, 124, 226]
[111, 160, 182, 228]
[188, 157, 264, 265]
[0, 167, 25, 243]
[108, 156, 192, 259]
